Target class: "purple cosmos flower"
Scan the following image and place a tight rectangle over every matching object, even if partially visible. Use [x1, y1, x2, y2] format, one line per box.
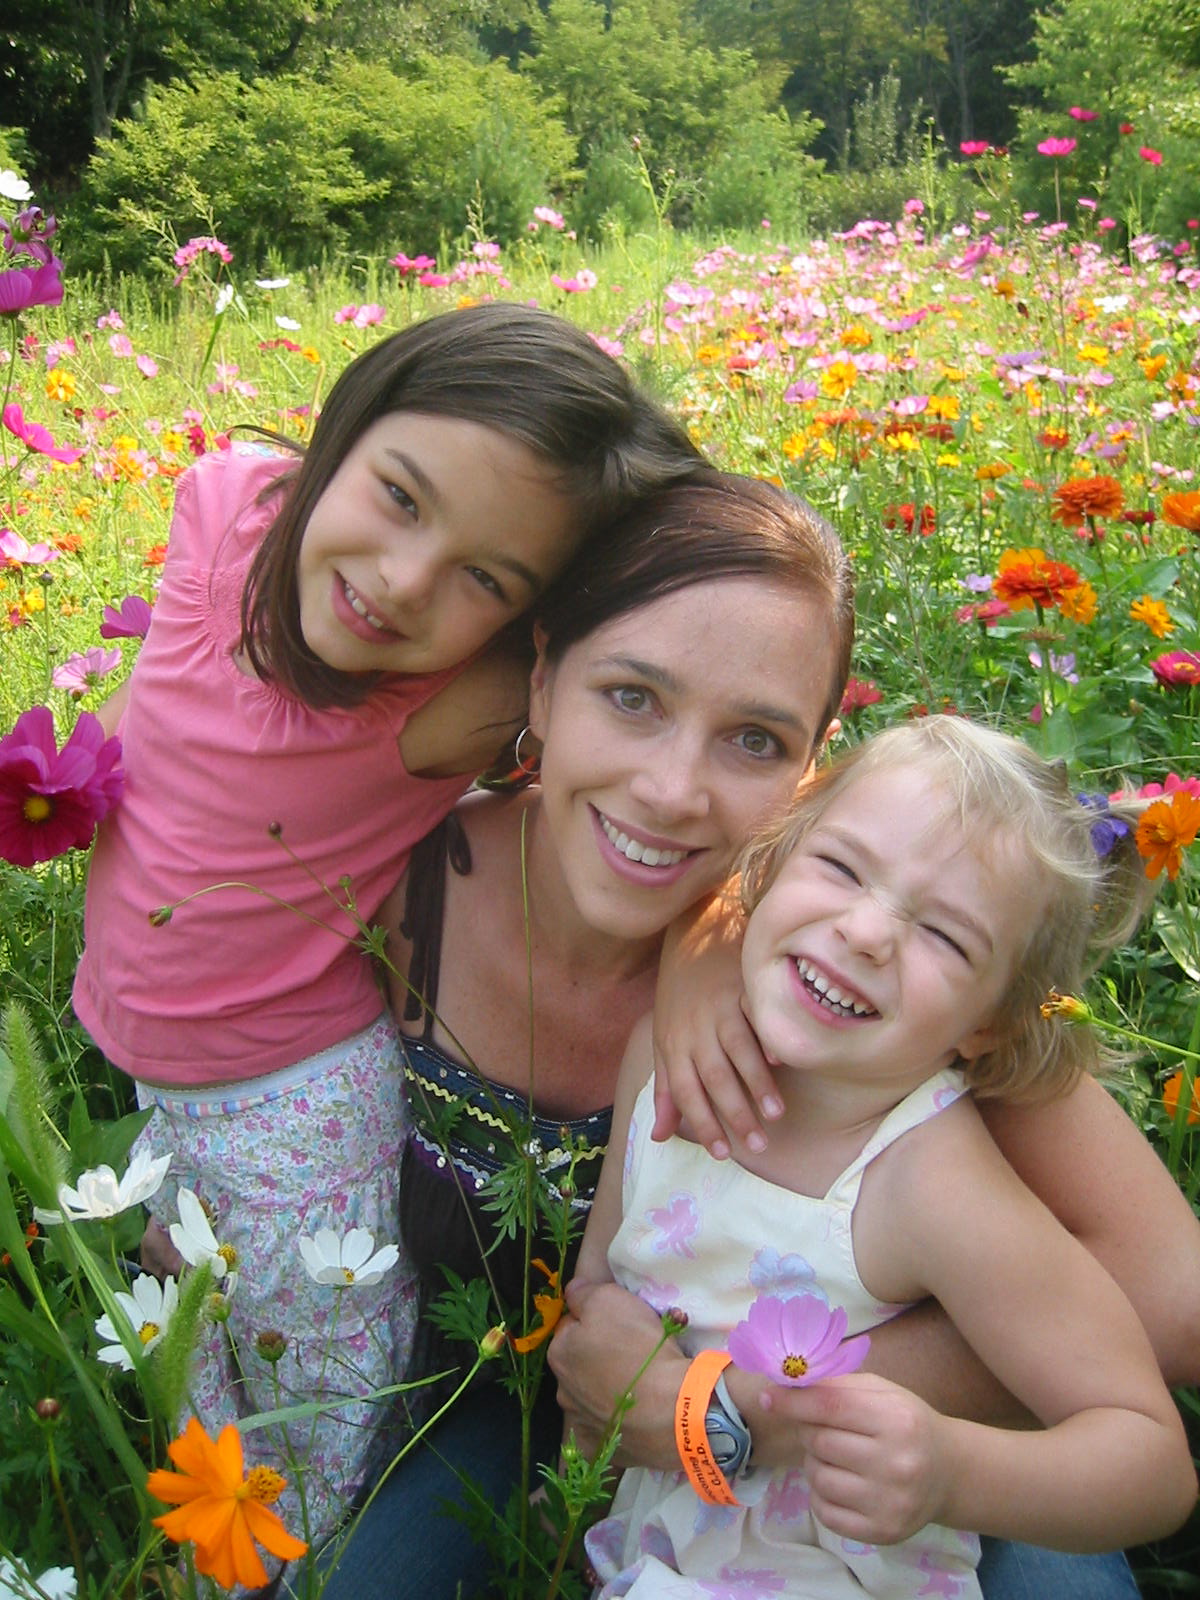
[0, 256, 63, 314]
[0, 707, 124, 867]
[3, 403, 85, 464]
[99, 594, 153, 639]
[727, 1294, 871, 1387]
[52, 647, 122, 697]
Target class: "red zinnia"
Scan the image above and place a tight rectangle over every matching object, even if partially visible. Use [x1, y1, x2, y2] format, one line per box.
[992, 547, 1082, 611]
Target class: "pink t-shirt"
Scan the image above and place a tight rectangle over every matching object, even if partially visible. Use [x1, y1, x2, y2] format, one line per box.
[73, 446, 471, 1087]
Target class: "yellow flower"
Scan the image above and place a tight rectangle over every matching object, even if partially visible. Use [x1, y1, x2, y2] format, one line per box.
[936, 451, 961, 468]
[695, 343, 723, 365]
[160, 429, 185, 454]
[781, 431, 809, 461]
[820, 359, 858, 400]
[926, 394, 960, 421]
[1058, 580, 1098, 624]
[301, 345, 322, 364]
[1130, 595, 1175, 638]
[882, 430, 918, 453]
[512, 1258, 565, 1353]
[840, 324, 872, 348]
[974, 462, 1012, 481]
[45, 368, 76, 402]
[147, 1418, 307, 1590]
[939, 364, 966, 382]
[1078, 343, 1109, 364]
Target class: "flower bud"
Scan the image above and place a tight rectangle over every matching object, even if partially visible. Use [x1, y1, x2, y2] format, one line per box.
[34, 1397, 62, 1422]
[479, 1325, 508, 1360]
[1040, 989, 1092, 1023]
[661, 1307, 689, 1335]
[254, 1329, 287, 1363]
[149, 905, 173, 927]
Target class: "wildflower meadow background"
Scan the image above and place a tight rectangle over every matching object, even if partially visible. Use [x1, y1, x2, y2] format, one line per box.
[3, 5, 1200, 1590]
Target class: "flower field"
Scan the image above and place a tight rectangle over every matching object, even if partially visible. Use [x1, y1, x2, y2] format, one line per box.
[2, 180, 1199, 1593]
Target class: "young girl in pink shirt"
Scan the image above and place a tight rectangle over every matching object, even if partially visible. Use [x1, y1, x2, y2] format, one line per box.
[72, 302, 700, 1543]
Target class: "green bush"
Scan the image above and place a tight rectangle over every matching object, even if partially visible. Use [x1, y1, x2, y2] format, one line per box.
[67, 56, 577, 279]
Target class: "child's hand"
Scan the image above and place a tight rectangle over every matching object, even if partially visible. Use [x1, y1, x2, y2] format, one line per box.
[652, 894, 782, 1159]
[759, 1372, 950, 1545]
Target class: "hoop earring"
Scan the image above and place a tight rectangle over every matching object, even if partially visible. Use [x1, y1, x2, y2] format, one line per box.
[513, 725, 541, 777]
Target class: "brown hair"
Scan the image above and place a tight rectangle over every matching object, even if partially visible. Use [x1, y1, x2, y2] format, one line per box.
[534, 470, 854, 750]
[240, 302, 703, 706]
[738, 716, 1156, 1102]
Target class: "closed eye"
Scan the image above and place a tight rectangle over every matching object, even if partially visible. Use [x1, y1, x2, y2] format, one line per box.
[925, 924, 969, 961]
[817, 854, 860, 884]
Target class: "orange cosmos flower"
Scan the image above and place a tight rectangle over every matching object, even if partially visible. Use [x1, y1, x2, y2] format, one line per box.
[1050, 475, 1125, 526]
[974, 461, 1012, 481]
[1140, 352, 1168, 380]
[1161, 490, 1200, 532]
[147, 1418, 307, 1590]
[511, 1257, 565, 1353]
[1130, 595, 1175, 638]
[993, 547, 1083, 611]
[1162, 1071, 1200, 1125]
[1135, 790, 1200, 880]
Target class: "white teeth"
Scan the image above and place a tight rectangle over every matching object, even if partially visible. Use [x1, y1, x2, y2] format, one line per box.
[795, 958, 873, 1017]
[598, 812, 687, 868]
[343, 580, 388, 630]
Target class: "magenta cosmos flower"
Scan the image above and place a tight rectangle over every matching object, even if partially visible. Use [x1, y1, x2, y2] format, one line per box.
[727, 1294, 871, 1387]
[1068, 107, 1098, 122]
[3, 402, 84, 464]
[1037, 137, 1077, 158]
[960, 140, 990, 157]
[1139, 146, 1164, 165]
[0, 256, 63, 314]
[0, 706, 124, 867]
[99, 594, 153, 639]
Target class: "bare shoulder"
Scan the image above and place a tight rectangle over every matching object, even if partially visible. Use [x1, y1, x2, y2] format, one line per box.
[400, 644, 530, 777]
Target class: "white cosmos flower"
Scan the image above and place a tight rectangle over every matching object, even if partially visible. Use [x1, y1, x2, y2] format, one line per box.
[95, 1273, 178, 1369]
[275, 315, 301, 330]
[34, 1150, 171, 1224]
[0, 1559, 76, 1600]
[298, 1226, 399, 1287]
[256, 276, 291, 289]
[0, 171, 33, 204]
[169, 1187, 235, 1280]
[214, 282, 235, 315]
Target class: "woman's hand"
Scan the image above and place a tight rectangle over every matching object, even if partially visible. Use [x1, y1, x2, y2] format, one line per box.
[762, 1372, 953, 1546]
[140, 1217, 184, 1279]
[548, 1280, 687, 1470]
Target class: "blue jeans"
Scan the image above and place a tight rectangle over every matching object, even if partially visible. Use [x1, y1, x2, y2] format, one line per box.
[316, 1387, 1142, 1600]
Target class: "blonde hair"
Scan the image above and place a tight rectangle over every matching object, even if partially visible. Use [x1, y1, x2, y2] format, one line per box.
[738, 716, 1155, 1103]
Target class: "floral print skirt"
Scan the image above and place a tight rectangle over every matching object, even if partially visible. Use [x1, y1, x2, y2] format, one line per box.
[132, 1013, 417, 1554]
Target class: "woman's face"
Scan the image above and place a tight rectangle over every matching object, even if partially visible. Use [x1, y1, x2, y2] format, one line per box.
[529, 576, 841, 942]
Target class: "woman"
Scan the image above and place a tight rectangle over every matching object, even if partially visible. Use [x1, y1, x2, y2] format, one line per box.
[324, 473, 1200, 1600]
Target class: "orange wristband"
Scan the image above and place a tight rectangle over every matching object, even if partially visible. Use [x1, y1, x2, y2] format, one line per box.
[674, 1349, 739, 1507]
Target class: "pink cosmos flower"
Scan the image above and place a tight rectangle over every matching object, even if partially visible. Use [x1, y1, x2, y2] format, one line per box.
[390, 252, 437, 275]
[109, 333, 134, 358]
[0, 529, 59, 567]
[2, 403, 85, 464]
[0, 256, 63, 314]
[171, 236, 233, 286]
[1125, 773, 1200, 802]
[1068, 107, 1098, 122]
[136, 354, 159, 378]
[99, 594, 153, 639]
[551, 269, 598, 293]
[533, 206, 565, 230]
[52, 647, 122, 697]
[1139, 146, 1163, 165]
[96, 309, 125, 330]
[0, 706, 124, 867]
[960, 141, 990, 157]
[727, 1294, 871, 1387]
[1037, 137, 1077, 158]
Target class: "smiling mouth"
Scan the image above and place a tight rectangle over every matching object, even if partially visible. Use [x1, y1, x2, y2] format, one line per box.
[794, 957, 877, 1018]
[596, 810, 694, 869]
[341, 578, 391, 632]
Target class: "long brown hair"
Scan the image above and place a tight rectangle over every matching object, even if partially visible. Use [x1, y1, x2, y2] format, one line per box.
[240, 302, 702, 707]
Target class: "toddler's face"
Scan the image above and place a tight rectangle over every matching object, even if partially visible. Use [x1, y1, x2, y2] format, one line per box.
[741, 763, 1040, 1094]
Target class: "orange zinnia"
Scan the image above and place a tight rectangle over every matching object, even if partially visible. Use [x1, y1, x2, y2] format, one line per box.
[1050, 474, 1125, 527]
[147, 1418, 307, 1589]
[1163, 1071, 1200, 1125]
[1161, 490, 1200, 532]
[992, 547, 1082, 612]
[511, 1257, 565, 1353]
[1135, 790, 1200, 881]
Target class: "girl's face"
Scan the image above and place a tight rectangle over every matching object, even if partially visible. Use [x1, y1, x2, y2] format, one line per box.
[741, 762, 1040, 1094]
[528, 577, 840, 943]
[297, 412, 578, 676]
